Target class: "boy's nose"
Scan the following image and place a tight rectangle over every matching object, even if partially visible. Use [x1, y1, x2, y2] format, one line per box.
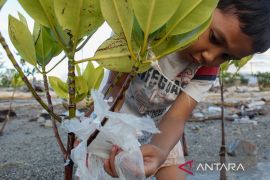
[202, 47, 223, 64]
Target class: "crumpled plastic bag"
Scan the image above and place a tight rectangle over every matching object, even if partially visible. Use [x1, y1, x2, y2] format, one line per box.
[62, 90, 160, 180]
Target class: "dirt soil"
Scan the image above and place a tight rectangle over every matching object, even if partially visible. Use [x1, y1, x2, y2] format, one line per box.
[0, 87, 270, 180]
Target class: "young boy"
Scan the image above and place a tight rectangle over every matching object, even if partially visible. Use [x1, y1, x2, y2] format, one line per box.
[104, 0, 270, 179]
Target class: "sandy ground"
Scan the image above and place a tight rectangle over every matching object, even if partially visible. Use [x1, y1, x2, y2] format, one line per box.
[0, 97, 66, 180]
[0, 88, 270, 180]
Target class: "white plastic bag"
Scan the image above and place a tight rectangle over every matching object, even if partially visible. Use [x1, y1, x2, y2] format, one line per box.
[62, 90, 159, 180]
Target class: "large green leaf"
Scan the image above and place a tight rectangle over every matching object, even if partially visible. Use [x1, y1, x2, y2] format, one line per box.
[132, 17, 144, 46]
[48, 76, 69, 99]
[35, 25, 62, 66]
[19, 0, 70, 46]
[166, 0, 218, 35]
[54, 0, 104, 45]
[95, 35, 150, 73]
[8, 15, 37, 66]
[153, 17, 211, 59]
[82, 62, 104, 90]
[100, 0, 133, 45]
[132, 0, 182, 35]
[95, 35, 133, 72]
[18, 0, 55, 27]
[0, 0, 6, 10]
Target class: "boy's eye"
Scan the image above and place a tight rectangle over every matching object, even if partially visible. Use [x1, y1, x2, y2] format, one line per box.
[221, 53, 237, 61]
[221, 53, 231, 60]
[209, 29, 220, 45]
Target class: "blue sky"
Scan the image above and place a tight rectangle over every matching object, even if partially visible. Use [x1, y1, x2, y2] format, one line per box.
[1, 0, 270, 79]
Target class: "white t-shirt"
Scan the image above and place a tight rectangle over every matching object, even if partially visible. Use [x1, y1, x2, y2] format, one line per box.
[121, 52, 218, 119]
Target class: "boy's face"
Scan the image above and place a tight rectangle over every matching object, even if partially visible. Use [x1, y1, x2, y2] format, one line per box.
[178, 9, 253, 66]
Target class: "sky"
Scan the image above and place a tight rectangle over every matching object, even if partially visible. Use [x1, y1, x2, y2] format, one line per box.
[0, 0, 112, 80]
[1, 0, 270, 80]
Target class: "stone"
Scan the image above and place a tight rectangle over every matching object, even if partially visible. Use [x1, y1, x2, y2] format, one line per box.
[0, 109, 16, 117]
[43, 120, 53, 128]
[40, 113, 51, 120]
[246, 100, 266, 109]
[192, 112, 204, 121]
[208, 106, 221, 113]
[227, 139, 258, 169]
[37, 117, 46, 123]
[28, 117, 38, 122]
[190, 125, 201, 132]
[233, 116, 258, 125]
[227, 139, 257, 157]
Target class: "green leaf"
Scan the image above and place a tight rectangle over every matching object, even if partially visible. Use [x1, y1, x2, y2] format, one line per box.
[74, 76, 88, 102]
[153, 17, 211, 59]
[18, 0, 55, 27]
[18, 12, 28, 27]
[48, 76, 69, 99]
[132, 0, 183, 35]
[75, 76, 88, 94]
[166, 0, 218, 35]
[92, 66, 104, 89]
[233, 56, 253, 72]
[54, 0, 104, 45]
[82, 62, 95, 88]
[220, 61, 230, 72]
[8, 15, 37, 66]
[33, 22, 41, 43]
[76, 65, 82, 76]
[35, 25, 62, 66]
[11, 73, 24, 88]
[95, 35, 132, 72]
[100, 0, 133, 45]
[96, 35, 151, 73]
[132, 17, 144, 46]
[19, 0, 71, 47]
[0, 0, 7, 10]
[82, 62, 104, 90]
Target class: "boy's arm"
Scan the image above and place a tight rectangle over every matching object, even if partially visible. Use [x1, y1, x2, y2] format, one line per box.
[150, 91, 197, 163]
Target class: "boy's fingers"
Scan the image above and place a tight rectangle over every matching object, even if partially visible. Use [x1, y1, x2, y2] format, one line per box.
[104, 159, 114, 176]
[109, 146, 118, 177]
[73, 139, 80, 147]
[144, 162, 157, 177]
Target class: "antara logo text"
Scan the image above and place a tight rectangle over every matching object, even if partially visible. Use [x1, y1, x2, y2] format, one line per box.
[178, 160, 245, 175]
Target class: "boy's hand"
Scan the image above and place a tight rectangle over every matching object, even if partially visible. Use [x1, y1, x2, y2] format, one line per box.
[103, 144, 166, 178]
[103, 145, 122, 177]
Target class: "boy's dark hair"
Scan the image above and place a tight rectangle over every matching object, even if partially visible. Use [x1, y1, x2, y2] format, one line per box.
[217, 0, 270, 53]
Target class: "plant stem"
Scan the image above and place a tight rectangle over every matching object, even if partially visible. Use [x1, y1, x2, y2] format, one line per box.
[0, 88, 15, 135]
[42, 66, 67, 157]
[64, 52, 76, 180]
[0, 32, 62, 123]
[219, 72, 227, 180]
